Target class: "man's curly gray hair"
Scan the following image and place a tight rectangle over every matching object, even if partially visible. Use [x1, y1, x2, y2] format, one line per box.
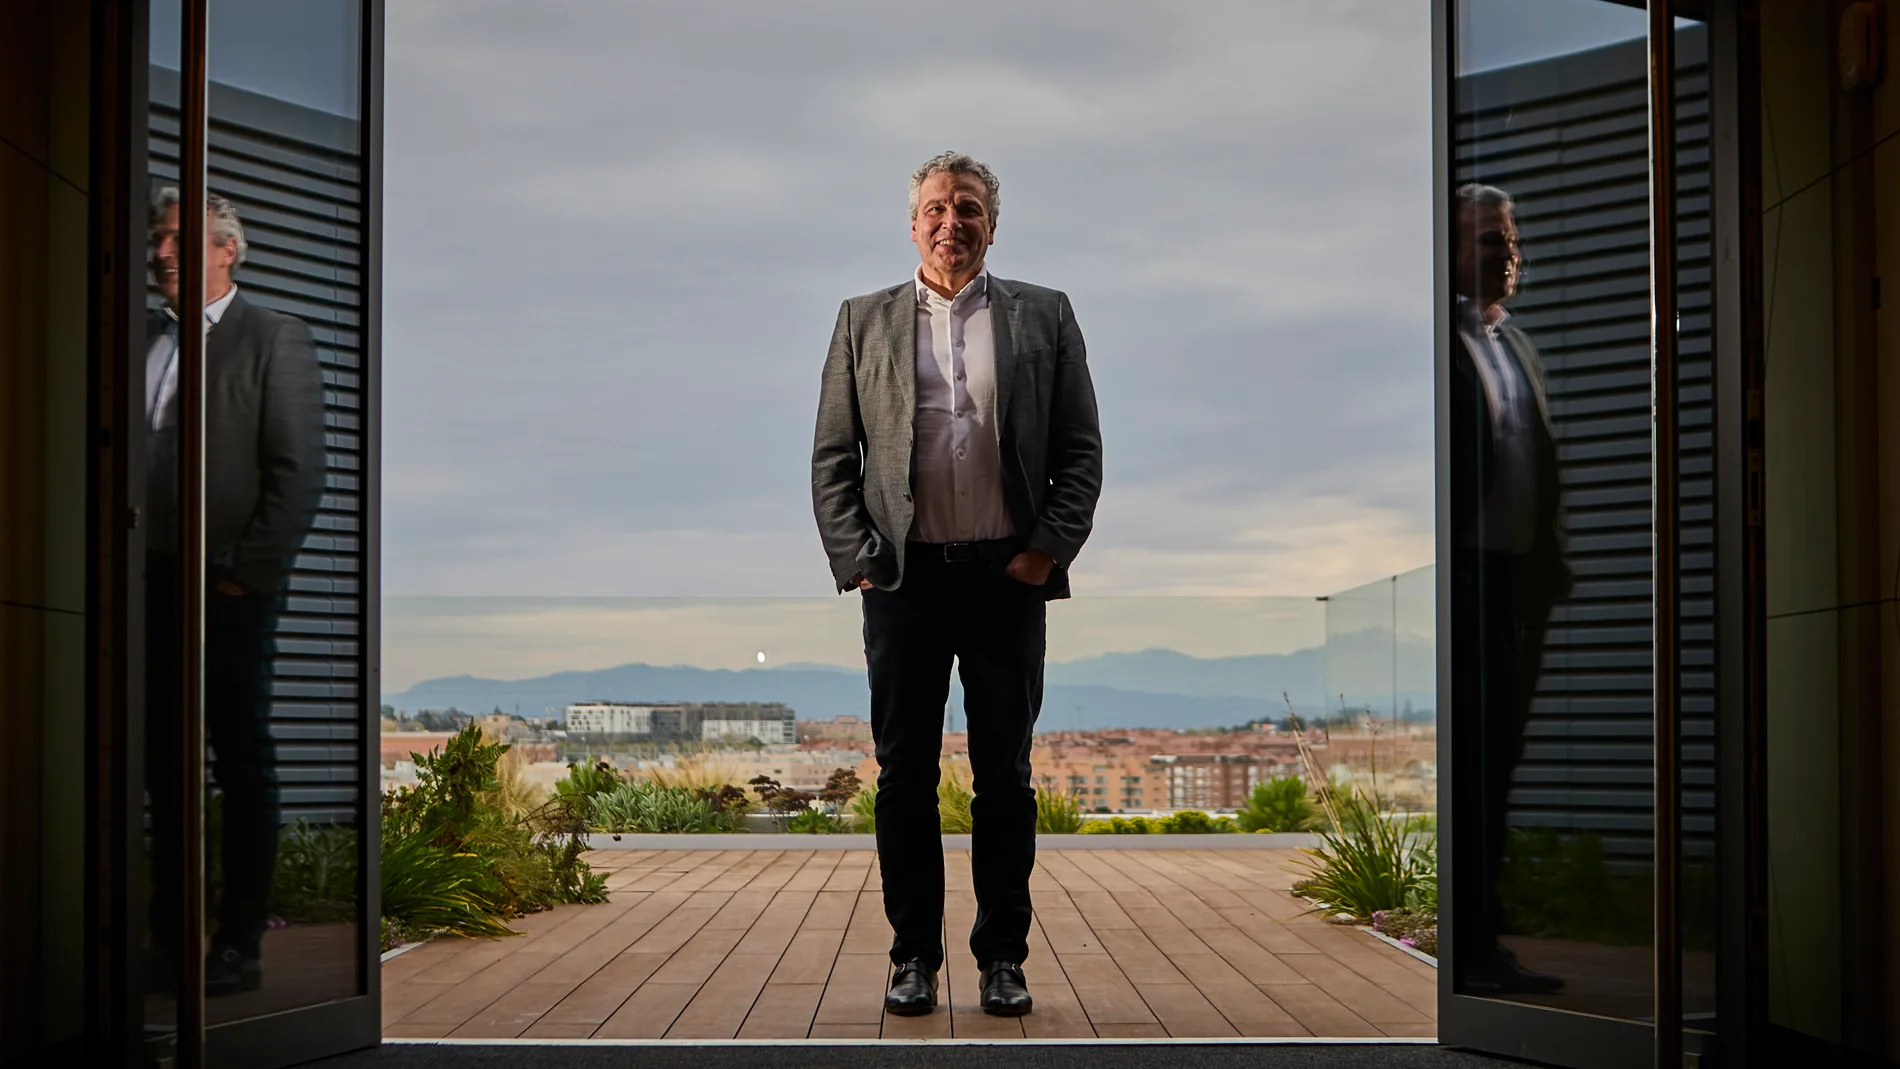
[1456, 182, 1513, 212]
[909, 151, 1000, 223]
[152, 186, 249, 268]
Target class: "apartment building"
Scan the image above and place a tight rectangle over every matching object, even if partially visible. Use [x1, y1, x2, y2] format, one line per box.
[563, 702, 796, 744]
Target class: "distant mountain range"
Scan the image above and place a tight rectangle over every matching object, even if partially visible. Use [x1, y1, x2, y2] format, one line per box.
[1047, 647, 1323, 699]
[383, 647, 1332, 733]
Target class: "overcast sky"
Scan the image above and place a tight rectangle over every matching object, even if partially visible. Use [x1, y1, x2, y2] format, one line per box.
[379, 0, 1442, 601]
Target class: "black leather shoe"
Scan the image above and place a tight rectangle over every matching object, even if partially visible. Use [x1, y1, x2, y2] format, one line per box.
[979, 960, 1033, 1016]
[1464, 946, 1563, 995]
[884, 959, 938, 1016]
[205, 945, 262, 997]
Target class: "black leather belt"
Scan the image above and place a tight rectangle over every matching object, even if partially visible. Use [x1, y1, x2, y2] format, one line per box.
[911, 539, 1015, 564]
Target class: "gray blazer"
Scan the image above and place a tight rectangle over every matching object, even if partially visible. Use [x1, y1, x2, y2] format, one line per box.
[146, 292, 327, 593]
[811, 276, 1103, 600]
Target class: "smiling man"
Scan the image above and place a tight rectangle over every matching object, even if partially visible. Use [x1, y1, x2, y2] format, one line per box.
[1450, 182, 1570, 997]
[144, 189, 326, 997]
[811, 152, 1103, 1018]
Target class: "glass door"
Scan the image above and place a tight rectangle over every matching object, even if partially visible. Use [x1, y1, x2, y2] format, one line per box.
[140, 0, 381, 1064]
[1436, 1, 1719, 1064]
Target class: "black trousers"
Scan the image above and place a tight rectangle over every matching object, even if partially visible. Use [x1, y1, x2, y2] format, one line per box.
[1450, 548, 1553, 961]
[145, 554, 283, 960]
[863, 541, 1046, 970]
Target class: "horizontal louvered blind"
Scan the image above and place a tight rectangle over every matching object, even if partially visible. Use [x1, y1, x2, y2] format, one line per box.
[150, 67, 366, 824]
[1454, 27, 1714, 867]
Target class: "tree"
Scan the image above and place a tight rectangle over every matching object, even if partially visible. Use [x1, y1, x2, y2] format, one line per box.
[748, 775, 814, 816]
[818, 768, 861, 809]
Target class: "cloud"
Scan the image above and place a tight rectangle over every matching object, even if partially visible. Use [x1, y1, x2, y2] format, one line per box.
[380, 0, 1435, 601]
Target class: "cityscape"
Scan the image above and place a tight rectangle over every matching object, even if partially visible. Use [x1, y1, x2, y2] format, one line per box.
[380, 570, 1437, 819]
[382, 703, 1437, 818]
[382, 588, 1438, 821]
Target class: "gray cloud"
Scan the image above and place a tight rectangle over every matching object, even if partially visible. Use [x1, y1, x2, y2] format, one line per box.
[382, 0, 1435, 597]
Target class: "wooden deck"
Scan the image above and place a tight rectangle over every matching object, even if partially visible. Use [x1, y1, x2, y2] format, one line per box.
[381, 848, 1437, 1040]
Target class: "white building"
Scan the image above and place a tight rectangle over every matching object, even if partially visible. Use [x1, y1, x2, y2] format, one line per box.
[701, 717, 795, 745]
[565, 702, 656, 735]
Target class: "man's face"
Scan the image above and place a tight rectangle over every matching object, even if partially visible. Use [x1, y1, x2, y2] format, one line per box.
[150, 204, 237, 307]
[1457, 202, 1519, 307]
[911, 171, 995, 280]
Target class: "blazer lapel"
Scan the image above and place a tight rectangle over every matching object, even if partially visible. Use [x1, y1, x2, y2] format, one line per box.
[206, 293, 247, 389]
[884, 285, 915, 427]
[989, 277, 1019, 444]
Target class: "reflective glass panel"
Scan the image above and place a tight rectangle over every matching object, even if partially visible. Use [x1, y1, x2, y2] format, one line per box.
[144, 0, 367, 1028]
[1451, 0, 1714, 1025]
[204, 0, 366, 1020]
[1451, 0, 1708, 1021]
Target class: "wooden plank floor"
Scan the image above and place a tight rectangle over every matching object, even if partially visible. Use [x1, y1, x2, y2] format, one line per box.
[382, 848, 1436, 1040]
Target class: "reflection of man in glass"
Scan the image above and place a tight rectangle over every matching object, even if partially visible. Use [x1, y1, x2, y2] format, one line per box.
[145, 190, 326, 995]
[1451, 183, 1571, 995]
[812, 152, 1102, 1018]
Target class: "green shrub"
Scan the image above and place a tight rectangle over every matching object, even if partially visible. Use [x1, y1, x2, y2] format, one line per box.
[1373, 907, 1438, 957]
[556, 759, 621, 800]
[850, 785, 878, 832]
[788, 807, 844, 834]
[1413, 839, 1436, 915]
[1236, 777, 1320, 833]
[1035, 783, 1087, 834]
[938, 767, 974, 833]
[1080, 815, 1154, 835]
[379, 827, 517, 949]
[272, 820, 357, 924]
[1292, 789, 1435, 922]
[380, 723, 607, 945]
[590, 780, 733, 834]
[781, 767, 862, 833]
[1157, 810, 1238, 834]
[1497, 828, 1645, 945]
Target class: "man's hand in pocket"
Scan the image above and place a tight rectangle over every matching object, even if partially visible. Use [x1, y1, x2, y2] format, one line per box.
[1005, 549, 1054, 586]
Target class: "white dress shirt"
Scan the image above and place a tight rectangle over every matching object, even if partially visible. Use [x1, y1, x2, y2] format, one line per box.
[911, 268, 1014, 543]
[1456, 298, 1538, 553]
[146, 284, 240, 430]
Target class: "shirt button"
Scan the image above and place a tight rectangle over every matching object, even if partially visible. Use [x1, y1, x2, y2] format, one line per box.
[956, 373, 965, 382]
[956, 449, 966, 459]
[955, 410, 963, 419]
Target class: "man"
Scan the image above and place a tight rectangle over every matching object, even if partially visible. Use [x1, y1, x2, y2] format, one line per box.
[812, 152, 1102, 1017]
[1449, 183, 1571, 996]
[145, 189, 327, 995]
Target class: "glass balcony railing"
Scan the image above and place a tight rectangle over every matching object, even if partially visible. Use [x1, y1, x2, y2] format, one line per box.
[1319, 564, 1437, 814]
[381, 579, 1435, 824]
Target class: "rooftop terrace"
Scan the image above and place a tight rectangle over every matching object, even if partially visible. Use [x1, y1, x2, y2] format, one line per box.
[381, 845, 1436, 1041]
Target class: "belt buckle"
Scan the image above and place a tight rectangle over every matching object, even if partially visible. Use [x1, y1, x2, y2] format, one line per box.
[942, 542, 976, 563]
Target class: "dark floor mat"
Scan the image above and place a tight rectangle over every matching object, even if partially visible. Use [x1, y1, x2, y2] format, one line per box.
[310, 1041, 1541, 1069]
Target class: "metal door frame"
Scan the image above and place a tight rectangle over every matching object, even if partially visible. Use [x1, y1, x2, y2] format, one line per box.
[87, 0, 385, 1063]
[1431, 1, 1762, 1066]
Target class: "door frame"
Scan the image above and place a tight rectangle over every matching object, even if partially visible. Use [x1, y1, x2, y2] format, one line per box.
[1431, 0, 1762, 1065]
[88, 0, 385, 1063]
